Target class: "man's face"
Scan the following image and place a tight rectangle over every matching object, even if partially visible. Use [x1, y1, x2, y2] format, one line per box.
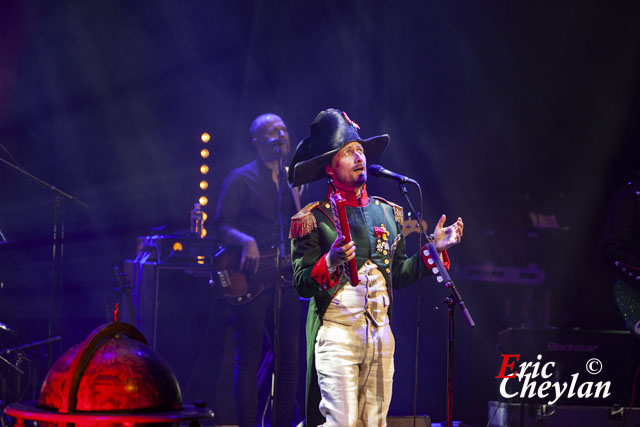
[326, 141, 367, 191]
[252, 115, 290, 162]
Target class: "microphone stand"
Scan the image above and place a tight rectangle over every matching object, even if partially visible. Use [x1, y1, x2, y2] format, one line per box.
[396, 181, 474, 427]
[0, 156, 88, 368]
[0, 336, 63, 376]
[271, 145, 286, 427]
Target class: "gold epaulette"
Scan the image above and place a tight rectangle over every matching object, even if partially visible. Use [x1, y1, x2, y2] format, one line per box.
[373, 196, 404, 225]
[289, 201, 320, 239]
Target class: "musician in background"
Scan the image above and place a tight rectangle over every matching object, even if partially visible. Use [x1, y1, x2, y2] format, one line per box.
[287, 108, 464, 426]
[602, 171, 640, 337]
[212, 113, 302, 427]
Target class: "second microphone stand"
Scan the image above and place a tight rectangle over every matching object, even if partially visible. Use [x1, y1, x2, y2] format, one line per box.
[0, 156, 87, 368]
[270, 145, 287, 427]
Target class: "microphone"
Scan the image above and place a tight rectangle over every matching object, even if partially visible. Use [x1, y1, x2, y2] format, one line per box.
[268, 138, 286, 146]
[368, 164, 418, 185]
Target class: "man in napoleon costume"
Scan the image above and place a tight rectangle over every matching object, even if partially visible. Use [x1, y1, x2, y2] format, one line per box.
[287, 108, 464, 426]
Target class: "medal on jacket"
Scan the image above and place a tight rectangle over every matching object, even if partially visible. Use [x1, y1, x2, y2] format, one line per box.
[374, 225, 390, 255]
[328, 178, 359, 286]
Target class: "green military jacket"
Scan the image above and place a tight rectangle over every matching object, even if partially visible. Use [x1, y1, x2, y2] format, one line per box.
[290, 194, 440, 426]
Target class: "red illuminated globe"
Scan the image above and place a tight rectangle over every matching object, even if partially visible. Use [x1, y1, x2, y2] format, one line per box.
[4, 322, 212, 426]
[39, 324, 181, 412]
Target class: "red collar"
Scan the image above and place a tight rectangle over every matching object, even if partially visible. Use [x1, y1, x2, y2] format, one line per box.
[326, 184, 369, 207]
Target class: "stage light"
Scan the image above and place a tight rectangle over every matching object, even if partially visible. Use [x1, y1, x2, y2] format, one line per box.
[172, 242, 183, 252]
[196, 132, 211, 239]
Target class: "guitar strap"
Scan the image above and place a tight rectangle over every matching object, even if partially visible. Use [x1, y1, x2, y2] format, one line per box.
[284, 165, 302, 212]
[291, 187, 301, 212]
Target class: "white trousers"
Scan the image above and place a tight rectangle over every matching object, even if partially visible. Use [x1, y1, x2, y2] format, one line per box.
[314, 315, 395, 427]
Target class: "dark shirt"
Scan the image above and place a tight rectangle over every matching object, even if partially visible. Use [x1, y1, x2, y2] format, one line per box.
[213, 158, 296, 251]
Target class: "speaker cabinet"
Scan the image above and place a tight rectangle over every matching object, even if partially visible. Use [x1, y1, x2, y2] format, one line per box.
[122, 260, 237, 424]
[496, 328, 640, 406]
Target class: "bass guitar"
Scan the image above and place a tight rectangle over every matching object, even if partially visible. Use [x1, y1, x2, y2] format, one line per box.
[210, 246, 292, 305]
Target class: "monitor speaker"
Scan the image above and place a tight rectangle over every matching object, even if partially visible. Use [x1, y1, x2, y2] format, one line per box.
[387, 415, 431, 427]
[488, 401, 640, 426]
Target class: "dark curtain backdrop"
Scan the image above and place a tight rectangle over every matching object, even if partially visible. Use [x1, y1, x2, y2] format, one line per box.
[1, 1, 639, 424]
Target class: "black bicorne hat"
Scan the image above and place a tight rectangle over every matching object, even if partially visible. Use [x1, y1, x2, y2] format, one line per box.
[287, 108, 389, 187]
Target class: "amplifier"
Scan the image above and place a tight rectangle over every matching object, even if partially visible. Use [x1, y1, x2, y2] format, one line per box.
[495, 328, 639, 406]
[135, 234, 219, 267]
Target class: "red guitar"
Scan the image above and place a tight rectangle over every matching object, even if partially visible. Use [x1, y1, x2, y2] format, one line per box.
[328, 180, 359, 286]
